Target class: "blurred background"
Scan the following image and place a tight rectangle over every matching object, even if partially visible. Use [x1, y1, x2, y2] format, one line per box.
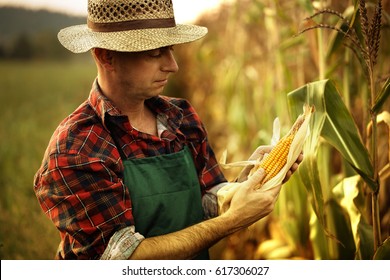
[0, 0, 389, 259]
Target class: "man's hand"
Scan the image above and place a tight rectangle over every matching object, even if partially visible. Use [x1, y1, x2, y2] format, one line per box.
[236, 145, 272, 183]
[222, 169, 282, 230]
[236, 145, 303, 184]
[282, 152, 303, 183]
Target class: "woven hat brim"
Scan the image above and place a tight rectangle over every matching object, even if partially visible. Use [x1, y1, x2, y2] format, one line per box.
[58, 24, 208, 53]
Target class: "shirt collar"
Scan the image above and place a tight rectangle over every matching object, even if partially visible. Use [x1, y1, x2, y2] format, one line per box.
[88, 79, 122, 129]
[146, 95, 183, 132]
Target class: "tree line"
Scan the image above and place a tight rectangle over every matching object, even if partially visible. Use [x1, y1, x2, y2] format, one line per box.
[0, 6, 85, 60]
[0, 31, 73, 60]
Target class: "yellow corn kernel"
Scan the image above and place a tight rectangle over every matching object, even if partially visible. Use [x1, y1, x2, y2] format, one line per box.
[251, 133, 295, 184]
[249, 105, 314, 188]
[260, 134, 294, 181]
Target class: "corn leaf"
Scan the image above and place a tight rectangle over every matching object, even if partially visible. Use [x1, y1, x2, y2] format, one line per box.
[309, 209, 331, 259]
[287, 79, 377, 191]
[372, 77, 390, 114]
[276, 173, 311, 257]
[332, 175, 374, 259]
[327, 198, 356, 259]
[373, 237, 390, 260]
[287, 81, 326, 224]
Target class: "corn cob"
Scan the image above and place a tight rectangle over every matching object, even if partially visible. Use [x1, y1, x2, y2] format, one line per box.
[217, 104, 314, 214]
[257, 133, 295, 182]
[250, 104, 314, 187]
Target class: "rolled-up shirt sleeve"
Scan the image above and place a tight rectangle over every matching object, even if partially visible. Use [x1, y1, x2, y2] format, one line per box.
[100, 226, 145, 260]
[202, 182, 229, 219]
[102, 179, 228, 260]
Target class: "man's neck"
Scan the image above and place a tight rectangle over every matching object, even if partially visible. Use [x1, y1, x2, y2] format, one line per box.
[97, 75, 158, 136]
[127, 105, 158, 136]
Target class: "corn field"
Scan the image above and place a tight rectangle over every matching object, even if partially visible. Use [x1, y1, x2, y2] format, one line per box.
[0, 0, 389, 260]
[173, 0, 390, 259]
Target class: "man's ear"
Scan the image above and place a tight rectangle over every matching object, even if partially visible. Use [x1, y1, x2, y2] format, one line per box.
[93, 48, 115, 71]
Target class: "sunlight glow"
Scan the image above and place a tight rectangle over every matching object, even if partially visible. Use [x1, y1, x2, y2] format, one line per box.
[0, 0, 233, 23]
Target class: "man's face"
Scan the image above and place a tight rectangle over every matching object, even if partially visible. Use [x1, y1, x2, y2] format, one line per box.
[113, 46, 179, 99]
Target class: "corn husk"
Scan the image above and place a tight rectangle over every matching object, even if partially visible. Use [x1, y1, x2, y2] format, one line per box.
[217, 104, 314, 214]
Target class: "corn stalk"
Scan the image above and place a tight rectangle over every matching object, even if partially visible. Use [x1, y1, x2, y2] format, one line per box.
[174, 0, 389, 259]
[291, 0, 389, 258]
[358, 0, 383, 250]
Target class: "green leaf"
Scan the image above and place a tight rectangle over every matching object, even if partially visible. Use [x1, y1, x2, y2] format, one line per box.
[287, 79, 377, 191]
[277, 174, 311, 256]
[297, 146, 325, 224]
[373, 237, 390, 260]
[332, 175, 374, 259]
[357, 220, 375, 259]
[326, 198, 356, 259]
[372, 77, 390, 114]
[309, 209, 331, 259]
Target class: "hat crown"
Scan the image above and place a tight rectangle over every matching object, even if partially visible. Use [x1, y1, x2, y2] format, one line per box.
[58, 0, 208, 54]
[88, 0, 174, 24]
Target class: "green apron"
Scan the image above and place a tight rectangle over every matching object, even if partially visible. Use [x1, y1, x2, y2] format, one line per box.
[122, 146, 209, 259]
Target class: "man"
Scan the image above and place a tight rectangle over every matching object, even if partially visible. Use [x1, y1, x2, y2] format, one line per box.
[34, 0, 301, 260]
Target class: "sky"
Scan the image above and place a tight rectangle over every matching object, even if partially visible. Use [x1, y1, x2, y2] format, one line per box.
[0, 0, 232, 23]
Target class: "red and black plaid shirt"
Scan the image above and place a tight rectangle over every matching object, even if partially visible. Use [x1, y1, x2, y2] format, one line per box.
[33, 80, 226, 259]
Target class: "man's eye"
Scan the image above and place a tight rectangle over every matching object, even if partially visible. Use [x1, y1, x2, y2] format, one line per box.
[148, 49, 162, 58]
[147, 47, 174, 58]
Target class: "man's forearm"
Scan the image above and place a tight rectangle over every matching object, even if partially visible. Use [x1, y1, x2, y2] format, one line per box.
[129, 213, 240, 260]
[130, 169, 281, 260]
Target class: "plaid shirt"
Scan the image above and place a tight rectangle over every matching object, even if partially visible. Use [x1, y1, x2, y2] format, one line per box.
[33, 80, 226, 259]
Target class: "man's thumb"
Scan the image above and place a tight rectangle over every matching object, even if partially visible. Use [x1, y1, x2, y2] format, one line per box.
[246, 168, 266, 187]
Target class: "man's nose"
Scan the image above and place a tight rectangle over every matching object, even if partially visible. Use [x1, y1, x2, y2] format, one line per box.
[162, 49, 179, 73]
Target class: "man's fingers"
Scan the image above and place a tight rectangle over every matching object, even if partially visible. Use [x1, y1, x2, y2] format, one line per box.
[291, 162, 299, 172]
[246, 168, 266, 187]
[248, 145, 273, 160]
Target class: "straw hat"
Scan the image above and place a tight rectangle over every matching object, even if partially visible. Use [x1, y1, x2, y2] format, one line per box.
[58, 0, 208, 53]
